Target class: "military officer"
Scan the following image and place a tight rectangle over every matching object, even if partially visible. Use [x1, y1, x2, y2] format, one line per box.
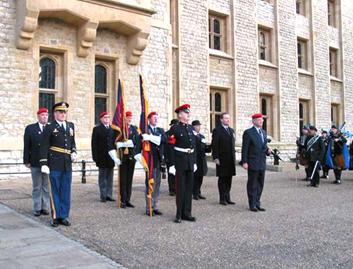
[168, 104, 197, 223]
[328, 125, 347, 184]
[108, 111, 141, 208]
[23, 107, 50, 217]
[39, 102, 77, 227]
[165, 119, 179, 196]
[142, 111, 167, 216]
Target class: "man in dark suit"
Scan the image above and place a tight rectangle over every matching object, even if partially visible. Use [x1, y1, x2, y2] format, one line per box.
[91, 112, 115, 202]
[165, 119, 179, 196]
[23, 107, 50, 217]
[192, 120, 211, 200]
[240, 113, 271, 212]
[39, 102, 77, 227]
[108, 111, 141, 208]
[211, 113, 236, 206]
[141, 111, 167, 216]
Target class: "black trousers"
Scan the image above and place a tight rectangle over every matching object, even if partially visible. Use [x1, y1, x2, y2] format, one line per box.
[247, 169, 265, 209]
[167, 166, 176, 194]
[308, 161, 320, 186]
[175, 169, 193, 218]
[305, 167, 310, 179]
[334, 169, 342, 181]
[218, 176, 233, 202]
[193, 172, 203, 197]
[119, 158, 136, 204]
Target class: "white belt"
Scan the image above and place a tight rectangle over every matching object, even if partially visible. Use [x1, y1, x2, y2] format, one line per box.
[174, 147, 194, 154]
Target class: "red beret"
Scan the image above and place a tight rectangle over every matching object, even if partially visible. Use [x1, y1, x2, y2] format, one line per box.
[37, 107, 48, 115]
[99, 112, 108, 118]
[252, 113, 263, 119]
[175, 104, 190, 113]
[148, 111, 158, 119]
[126, 111, 133, 117]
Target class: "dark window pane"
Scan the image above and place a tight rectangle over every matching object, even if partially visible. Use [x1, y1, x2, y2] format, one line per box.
[95, 97, 107, 125]
[209, 93, 212, 110]
[296, 2, 300, 14]
[297, 42, 302, 54]
[39, 93, 55, 121]
[213, 19, 220, 34]
[209, 34, 212, 48]
[298, 56, 302, 68]
[260, 49, 266, 60]
[210, 114, 213, 131]
[299, 103, 304, 118]
[263, 118, 267, 132]
[214, 36, 221, 50]
[215, 93, 222, 112]
[299, 120, 304, 135]
[261, 98, 267, 115]
[215, 114, 221, 127]
[95, 65, 107, 94]
[39, 58, 56, 89]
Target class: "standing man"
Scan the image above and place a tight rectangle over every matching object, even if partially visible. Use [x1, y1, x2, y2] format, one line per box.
[211, 113, 236, 206]
[240, 113, 271, 212]
[165, 119, 179, 196]
[91, 112, 115, 202]
[39, 102, 77, 227]
[328, 125, 347, 184]
[306, 125, 325, 187]
[108, 111, 141, 208]
[320, 130, 330, 180]
[296, 126, 310, 181]
[168, 104, 197, 223]
[192, 120, 211, 200]
[142, 111, 167, 216]
[23, 108, 50, 217]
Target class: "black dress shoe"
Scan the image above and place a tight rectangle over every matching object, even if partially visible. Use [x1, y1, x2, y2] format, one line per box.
[100, 198, 107, 203]
[41, 209, 49, 215]
[50, 219, 59, 227]
[174, 218, 182, 223]
[120, 203, 126, 208]
[146, 211, 155, 217]
[169, 192, 176, 196]
[106, 197, 116, 202]
[33, 211, 41, 217]
[126, 202, 135, 208]
[256, 206, 266, 211]
[198, 195, 206, 200]
[220, 201, 227, 206]
[193, 196, 199, 200]
[250, 208, 258, 212]
[307, 184, 316, 187]
[153, 209, 163, 215]
[60, 219, 71, 226]
[226, 200, 235, 205]
[181, 216, 196, 222]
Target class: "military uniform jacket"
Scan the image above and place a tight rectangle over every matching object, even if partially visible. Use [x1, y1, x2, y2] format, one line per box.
[164, 129, 174, 167]
[23, 122, 45, 167]
[212, 125, 236, 176]
[39, 121, 77, 171]
[306, 135, 325, 162]
[91, 124, 115, 169]
[194, 132, 211, 176]
[168, 122, 196, 172]
[148, 125, 167, 169]
[108, 125, 142, 161]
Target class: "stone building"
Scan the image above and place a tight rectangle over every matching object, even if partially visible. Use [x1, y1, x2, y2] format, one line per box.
[0, 0, 353, 166]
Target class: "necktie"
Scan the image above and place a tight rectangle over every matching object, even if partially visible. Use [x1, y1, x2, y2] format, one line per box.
[258, 129, 263, 142]
[227, 127, 231, 136]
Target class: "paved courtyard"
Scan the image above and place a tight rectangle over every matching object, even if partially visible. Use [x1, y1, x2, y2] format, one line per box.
[1, 166, 353, 269]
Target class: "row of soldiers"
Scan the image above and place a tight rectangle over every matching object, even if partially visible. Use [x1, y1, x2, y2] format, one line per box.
[297, 124, 349, 187]
[24, 102, 270, 226]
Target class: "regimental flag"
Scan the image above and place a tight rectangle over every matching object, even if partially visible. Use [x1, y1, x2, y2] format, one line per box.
[139, 75, 154, 216]
[111, 79, 128, 142]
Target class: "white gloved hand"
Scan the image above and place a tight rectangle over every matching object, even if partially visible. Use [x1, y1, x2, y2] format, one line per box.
[169, 165, 176, 176]
[194, 164, 198, 172]
[108, 150, 121, 166]
[149, 135, 161, 146]
[41, 165, 50, 175]
[134, 153, 142, 164]
[116, 140, 134, 148]
[142, 134, 151, 141]
[71, 152, 77, 162]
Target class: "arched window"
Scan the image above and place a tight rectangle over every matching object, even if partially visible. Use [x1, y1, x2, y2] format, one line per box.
[39, 57, 56, 89]
[209, 14, 225, 51]
[259, 31, 266, 60]
[210, 89, 227, 131]
[95, 65, 107, 94]
[94, 64, 109, 125]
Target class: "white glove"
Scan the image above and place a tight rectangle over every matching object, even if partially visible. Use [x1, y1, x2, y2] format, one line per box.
[142, 134, 151, 141]
[149, 135, 161, 146]
[194, 164, 198, 172]
[71, 152, 77, 162]
[108, 150, 121, 166]
[134, 153, 143, 164]
[116, 140, 134, 148]
[169, 165, 176, 176]
[214, 159, 220, 165]
[41, 165, 50, 174]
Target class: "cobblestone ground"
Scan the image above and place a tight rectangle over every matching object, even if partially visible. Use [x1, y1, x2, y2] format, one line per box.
[1, 167, 353, 269]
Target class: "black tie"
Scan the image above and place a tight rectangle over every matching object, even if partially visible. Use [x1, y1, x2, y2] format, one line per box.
[258, 129, 263, 142]
[227, 128, 231, 136]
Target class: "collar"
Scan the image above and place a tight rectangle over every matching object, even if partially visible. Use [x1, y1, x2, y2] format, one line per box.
[222, 124, 229, 129]
[254, 126, 261, 132]
[193, 130, 199, 136]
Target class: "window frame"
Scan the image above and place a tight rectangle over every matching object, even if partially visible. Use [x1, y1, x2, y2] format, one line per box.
[297, 38, 308, 70]
[258, 27, 272, 63]
[209, 13, 227, 52]
[260, 94, 273, 136]
[328, 0, 336, 27]
[209, 88, 228, 131]
[329, 47, 339, 78]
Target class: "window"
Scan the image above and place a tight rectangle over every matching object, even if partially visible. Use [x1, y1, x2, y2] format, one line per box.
[210, 88, 227, 131]
[328, 0, 336, 27]
[95, 64, 108, 125]
[260, 95, 273, 136]
[258, 27, 271, 62]
[297, 39, 308, 70]
[296, 0, 306, 16]
[331, 104, 340, 126]
[329, 48, 338, 77]
[170, 0, 179, 45]
[209, 13, 226, 52]
[299, 100, 310, 134]
[39, 52, 64, 120]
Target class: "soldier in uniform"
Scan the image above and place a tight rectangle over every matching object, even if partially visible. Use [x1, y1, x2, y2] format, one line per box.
[165, 119, 179, 196]
[328, 125, 347, 184]
[39, 102, 77, 227]
[306, 125, 325, 187]
[192, 120, 211, 200]
[23, 107, 50, 217]
[141, 111, 167, 216]
[296, 126, 310, 181]
[168, 104, 197, 223]
[320, 130, 330, 179]
[108, 111, 141, 208]
[91, 112, 115, 202]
